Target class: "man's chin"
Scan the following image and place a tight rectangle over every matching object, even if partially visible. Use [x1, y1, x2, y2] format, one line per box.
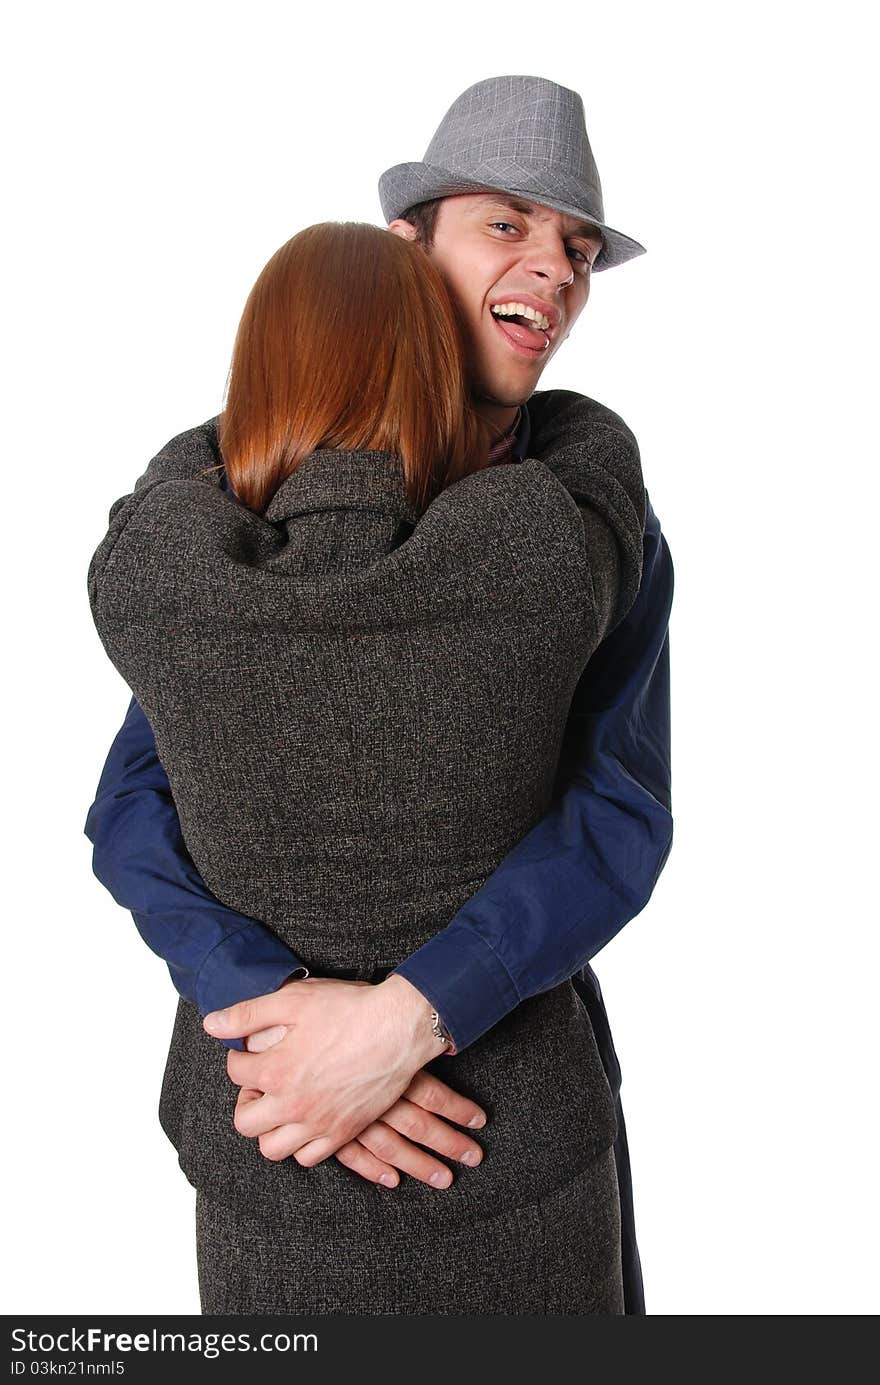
[471, 376, 538, 409]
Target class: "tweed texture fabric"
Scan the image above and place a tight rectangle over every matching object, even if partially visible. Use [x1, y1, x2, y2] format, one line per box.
[87, 389, 644, 1296]
[195, 1145, 623, 1315]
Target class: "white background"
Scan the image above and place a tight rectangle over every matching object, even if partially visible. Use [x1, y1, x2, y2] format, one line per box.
[3, 0, 877, 1316]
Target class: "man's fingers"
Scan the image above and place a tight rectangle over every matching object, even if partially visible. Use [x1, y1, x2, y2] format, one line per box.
[357, 1121, 455, 1189]
[292, 1137, 339, 1168]
[204, 985, 299, 1039]
[243, 1104, 482, 1184]
[232, 1094, 316, 1162]
[226, 1044, 287, 1093]
[238, 1087, 263, 1105]
[245, 1024, 289, 1053]
[204, 975, 369, 1040]
[256, 1123, 318, 1163]
[233, 1088, 292, 1139]
[247, 1120, 334, 1164]
[381, 1098, 484, 1169]
[403, 1070, 488, 1130]
[334, 1140, 399, 1188]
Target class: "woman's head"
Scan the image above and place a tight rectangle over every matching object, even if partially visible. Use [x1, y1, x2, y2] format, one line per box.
[218, 222, 489, 516]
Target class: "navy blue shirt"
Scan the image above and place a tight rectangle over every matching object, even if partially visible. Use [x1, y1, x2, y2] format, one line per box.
[84, 406, 673, 1053]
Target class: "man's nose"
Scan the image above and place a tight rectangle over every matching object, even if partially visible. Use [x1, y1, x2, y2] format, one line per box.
[522, 235, 575, 287]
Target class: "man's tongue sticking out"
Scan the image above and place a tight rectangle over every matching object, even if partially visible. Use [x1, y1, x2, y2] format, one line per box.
[491, 309, 548, 353]
[499, 318, 545, 349]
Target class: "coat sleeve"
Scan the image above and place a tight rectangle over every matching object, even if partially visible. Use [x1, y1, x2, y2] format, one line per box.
[130, 415, 225, 489]
[87, 478, 167, 621]
[393, 395, 669, 1053]
[526, 388, 647, 634]
[87, 412, 227, 621]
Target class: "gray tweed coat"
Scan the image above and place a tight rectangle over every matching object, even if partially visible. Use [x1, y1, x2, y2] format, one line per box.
[87, 389, 645, 1310]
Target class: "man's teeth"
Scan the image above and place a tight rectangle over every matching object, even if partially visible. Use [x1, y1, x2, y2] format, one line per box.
[491, 302, 551, 332]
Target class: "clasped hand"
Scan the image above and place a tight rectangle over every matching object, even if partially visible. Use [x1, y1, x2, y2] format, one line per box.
[203, 975, 486, 1188]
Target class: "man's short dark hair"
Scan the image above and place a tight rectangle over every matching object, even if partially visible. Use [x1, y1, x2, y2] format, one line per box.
[398, 199, 444, 250]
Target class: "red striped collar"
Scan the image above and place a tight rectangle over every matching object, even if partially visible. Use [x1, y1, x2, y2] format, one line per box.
[487, 406, 523, 465]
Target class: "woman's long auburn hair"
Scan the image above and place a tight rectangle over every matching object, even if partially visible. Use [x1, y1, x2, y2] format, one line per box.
[217, 222, 490, 516]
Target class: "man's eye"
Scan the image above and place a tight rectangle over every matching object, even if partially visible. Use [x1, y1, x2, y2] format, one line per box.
[490, 221, 595, 268]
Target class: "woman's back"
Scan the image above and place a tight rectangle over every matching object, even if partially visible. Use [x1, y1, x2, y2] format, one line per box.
[93, 435, 602, 962]
[88, 414, 636, 1249]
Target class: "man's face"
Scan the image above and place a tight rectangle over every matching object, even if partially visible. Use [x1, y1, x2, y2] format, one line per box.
[391, 193, 603, 418]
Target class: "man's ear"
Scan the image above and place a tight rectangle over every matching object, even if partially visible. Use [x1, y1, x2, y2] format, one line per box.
[387, 219, 419, 242]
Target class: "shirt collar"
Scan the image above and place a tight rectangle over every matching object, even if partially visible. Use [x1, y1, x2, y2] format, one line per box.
[487, 404, 532, 466]
[512, 402, 531, 462]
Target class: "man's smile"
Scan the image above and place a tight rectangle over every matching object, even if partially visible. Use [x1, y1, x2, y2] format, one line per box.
[487, 292, 560, 358]
[489, 309, 550, 357]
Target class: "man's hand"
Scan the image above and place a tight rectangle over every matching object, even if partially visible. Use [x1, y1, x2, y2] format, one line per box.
[242, 1018, 486, 1187]
[236, 1068, 486, 1188]
[203, 974, 468, 1168]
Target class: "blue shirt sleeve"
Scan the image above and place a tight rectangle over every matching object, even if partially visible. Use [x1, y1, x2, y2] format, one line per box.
[392, 494, 674, 1052]
[83, 695, 308, 1051]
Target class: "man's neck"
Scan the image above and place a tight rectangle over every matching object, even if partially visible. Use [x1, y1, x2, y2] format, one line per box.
[474, 401, 520, 435]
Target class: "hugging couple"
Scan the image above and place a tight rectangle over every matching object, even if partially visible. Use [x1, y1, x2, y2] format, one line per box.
[86, 74, 674, 1316]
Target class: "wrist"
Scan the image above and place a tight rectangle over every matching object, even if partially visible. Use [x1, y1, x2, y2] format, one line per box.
[377, 973, 452, 1064]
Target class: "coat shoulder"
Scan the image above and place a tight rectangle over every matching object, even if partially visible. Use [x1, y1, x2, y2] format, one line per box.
[527, 389, 639, 456]
[132, 415, 224, 491]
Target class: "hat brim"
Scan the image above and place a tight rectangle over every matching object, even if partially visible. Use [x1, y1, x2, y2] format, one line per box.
[378, 161, 646, 272]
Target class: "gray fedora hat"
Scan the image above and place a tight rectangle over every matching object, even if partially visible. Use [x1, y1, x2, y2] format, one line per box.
[378, 75, 646, 272]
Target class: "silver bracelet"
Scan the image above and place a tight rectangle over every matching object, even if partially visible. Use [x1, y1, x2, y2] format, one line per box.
[430, 1009, 453, 1047]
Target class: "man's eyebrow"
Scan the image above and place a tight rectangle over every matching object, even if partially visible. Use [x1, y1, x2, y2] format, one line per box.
[477, 195, 604, 247]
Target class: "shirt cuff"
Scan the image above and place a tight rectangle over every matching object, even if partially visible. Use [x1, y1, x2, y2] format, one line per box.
[193, 923, 309, 1053]
[392, 922, 520, 1054]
